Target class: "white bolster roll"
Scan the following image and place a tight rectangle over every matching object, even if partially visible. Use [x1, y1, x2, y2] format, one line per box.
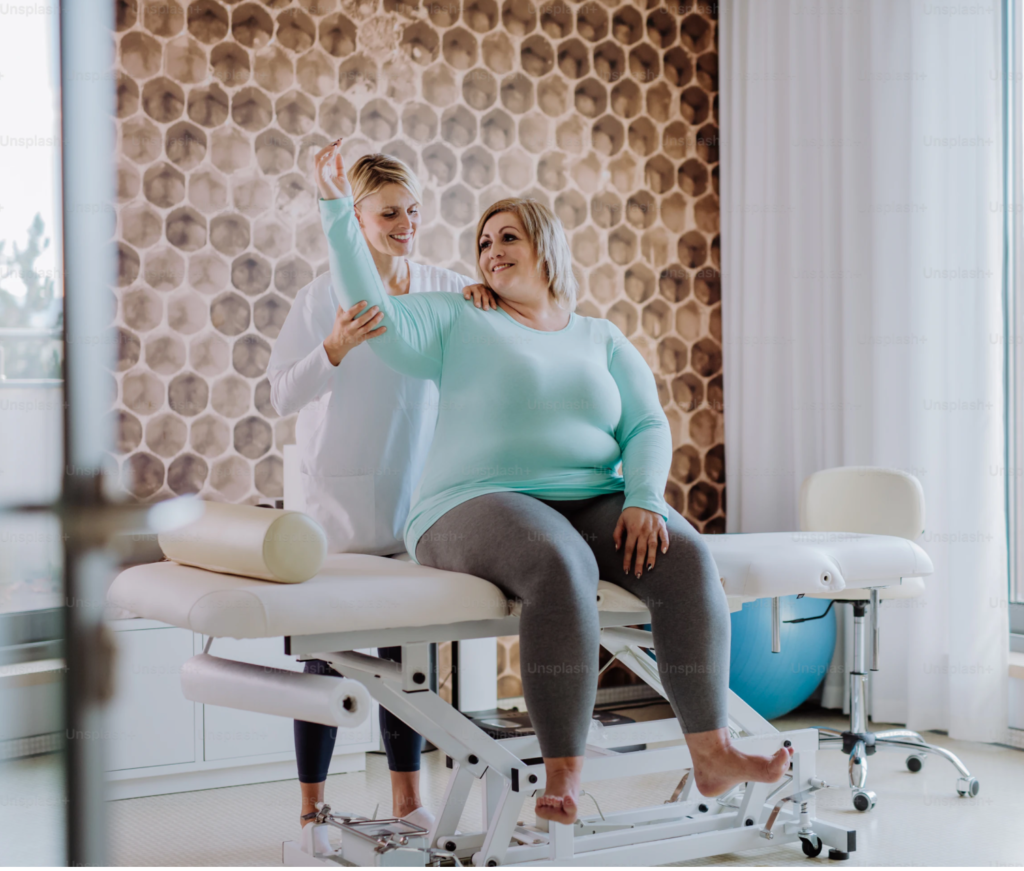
[158, 501, 328, 583]
[181, 653, 370, 728]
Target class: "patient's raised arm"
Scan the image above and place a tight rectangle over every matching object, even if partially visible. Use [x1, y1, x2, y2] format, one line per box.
[314, 141, 462, 382]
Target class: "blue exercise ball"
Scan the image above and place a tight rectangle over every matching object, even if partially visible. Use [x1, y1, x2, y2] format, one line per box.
[727, 595, 837, 721]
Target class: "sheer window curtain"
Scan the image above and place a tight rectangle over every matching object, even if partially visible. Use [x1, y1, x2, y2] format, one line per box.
[719, 0, 1009, 742]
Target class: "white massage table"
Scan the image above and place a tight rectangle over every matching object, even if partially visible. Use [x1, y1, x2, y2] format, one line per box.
[108, 529, 933, 867]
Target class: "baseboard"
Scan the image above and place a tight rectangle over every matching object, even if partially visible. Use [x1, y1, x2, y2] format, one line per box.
[0, 730, 62, 761]
[1003, 727, 1024, 751]
[105, 751, 367, 800]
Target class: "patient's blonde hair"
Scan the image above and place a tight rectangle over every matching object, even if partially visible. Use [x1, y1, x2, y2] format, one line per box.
[350, 153, 423, 207]
[475, 198, 578, 310]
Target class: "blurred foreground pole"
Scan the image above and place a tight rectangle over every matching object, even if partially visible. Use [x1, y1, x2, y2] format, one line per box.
[57, 0, 117, 864]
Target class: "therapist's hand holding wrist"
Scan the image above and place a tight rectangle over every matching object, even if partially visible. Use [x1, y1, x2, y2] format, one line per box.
[323, 300, 386, 366]
[314, 140, 353, 200]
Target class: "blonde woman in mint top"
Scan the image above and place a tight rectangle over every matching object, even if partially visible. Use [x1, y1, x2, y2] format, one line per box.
[314, 141, 794, 827]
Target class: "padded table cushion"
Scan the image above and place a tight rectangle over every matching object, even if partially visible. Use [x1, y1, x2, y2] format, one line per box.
[703, 532, 932, 597]
[109, 553, 511, 639]
[107, 532, 933, 640]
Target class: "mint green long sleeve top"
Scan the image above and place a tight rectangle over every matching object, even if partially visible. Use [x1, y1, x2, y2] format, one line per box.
[320, 196, 672, 563]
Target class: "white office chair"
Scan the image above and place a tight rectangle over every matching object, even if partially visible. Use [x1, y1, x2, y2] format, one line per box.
[800, 466, 979, 811]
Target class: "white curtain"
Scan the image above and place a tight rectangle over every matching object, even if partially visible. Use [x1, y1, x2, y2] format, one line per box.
[720, 0, 1009, 742]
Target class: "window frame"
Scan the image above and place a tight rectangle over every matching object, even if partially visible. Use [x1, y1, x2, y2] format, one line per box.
[1003, 0, 1023, 611]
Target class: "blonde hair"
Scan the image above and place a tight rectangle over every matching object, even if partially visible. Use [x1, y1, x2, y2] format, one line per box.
[349, 153, 423, 206]
[475, 198, 578, 310]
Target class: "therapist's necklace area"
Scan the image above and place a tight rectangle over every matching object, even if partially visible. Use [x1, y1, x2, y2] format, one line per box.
[383, 259, 412, 297]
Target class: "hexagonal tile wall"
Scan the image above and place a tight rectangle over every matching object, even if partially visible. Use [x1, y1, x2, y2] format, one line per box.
[112, 0, 721, 693]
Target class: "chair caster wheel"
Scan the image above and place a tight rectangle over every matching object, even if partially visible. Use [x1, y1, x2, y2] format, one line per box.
[800, 835, 824, 858]
[956, 776, 980, 797]
[852, 789, 876, 812]
[906, 754, 925, 773]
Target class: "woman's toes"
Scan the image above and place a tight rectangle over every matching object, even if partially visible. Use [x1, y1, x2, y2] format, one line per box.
[535, 802, 573, 824]
[749, 748, 791, 783]
[769, 747, 793, 776]
[691, 745, 794, 797]
[535, 793, 578, 824]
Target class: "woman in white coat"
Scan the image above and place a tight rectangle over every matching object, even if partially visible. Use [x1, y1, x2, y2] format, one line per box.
[267, 153, 495, 847]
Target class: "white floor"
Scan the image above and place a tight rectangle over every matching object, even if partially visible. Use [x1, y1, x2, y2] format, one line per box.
[3, 709, 1023, 866]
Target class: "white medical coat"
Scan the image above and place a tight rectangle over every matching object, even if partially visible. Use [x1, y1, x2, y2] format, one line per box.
[267, 263, 476, 554]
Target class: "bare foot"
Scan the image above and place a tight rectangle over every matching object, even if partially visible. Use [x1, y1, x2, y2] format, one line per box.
[534, 766, 582, 825]
[687, 729, 794, 798]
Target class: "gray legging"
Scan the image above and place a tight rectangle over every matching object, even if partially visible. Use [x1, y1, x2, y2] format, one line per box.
[415, 491, 730, 759]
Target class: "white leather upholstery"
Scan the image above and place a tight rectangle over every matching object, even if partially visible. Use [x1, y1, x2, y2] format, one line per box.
[700, 531, 931, 595]
[158, 500, 328, 584]
[109, 553, 510, 639]
[107, 532, 933, 640]
[799, 466, 925, 541]
[799, 466, 928, 601]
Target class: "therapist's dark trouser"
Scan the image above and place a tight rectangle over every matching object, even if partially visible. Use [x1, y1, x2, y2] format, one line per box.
[416, 491, 730, 760]
[294, 647, 423, 783]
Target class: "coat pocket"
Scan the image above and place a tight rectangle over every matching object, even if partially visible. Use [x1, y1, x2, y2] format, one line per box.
[300, 471, 376, 552]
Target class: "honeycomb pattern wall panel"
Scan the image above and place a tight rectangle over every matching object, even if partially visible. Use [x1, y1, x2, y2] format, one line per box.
[111, 0, 721, 694]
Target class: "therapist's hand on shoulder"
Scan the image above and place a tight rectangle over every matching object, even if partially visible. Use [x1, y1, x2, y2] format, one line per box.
[323, 300, 386, 366]
[614, 507, 670, 579]
[463, 283, 498, 310]
[314, 140, 353, 201]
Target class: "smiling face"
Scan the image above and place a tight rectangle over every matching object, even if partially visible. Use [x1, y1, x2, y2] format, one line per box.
[478, 210, 549, 304]
[354, 183, 420, 256]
